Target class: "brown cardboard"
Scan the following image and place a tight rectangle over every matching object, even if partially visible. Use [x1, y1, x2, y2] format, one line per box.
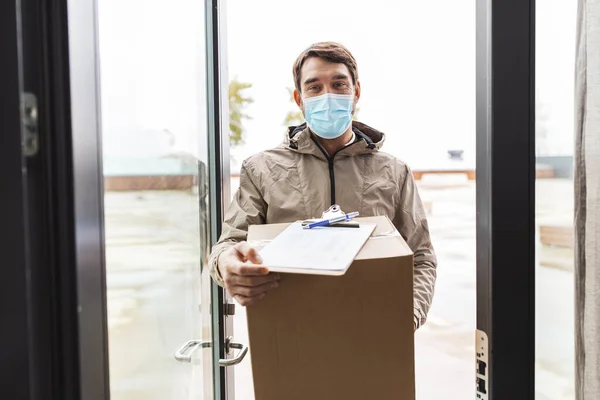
[246, 216, 415, 400]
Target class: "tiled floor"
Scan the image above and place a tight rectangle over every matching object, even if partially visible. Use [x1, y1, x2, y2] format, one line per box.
[104, 177, 575, 399]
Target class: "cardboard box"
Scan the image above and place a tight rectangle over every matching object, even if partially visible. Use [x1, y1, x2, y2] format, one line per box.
[246, 216, 415, 400]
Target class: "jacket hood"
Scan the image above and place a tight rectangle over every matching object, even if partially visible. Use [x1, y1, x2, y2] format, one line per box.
[284, 121, 386, 159]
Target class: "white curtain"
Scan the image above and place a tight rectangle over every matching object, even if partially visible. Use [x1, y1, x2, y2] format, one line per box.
[575, 0, 600, 398]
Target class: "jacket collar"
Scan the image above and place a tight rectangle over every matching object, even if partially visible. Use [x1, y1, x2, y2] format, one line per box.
[285, 121, 385, 160]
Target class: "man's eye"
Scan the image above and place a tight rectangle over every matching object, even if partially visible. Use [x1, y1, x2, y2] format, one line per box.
[334, 82, 347, 88]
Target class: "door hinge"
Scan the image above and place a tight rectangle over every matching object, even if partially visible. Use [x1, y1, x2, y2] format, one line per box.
[207, 302, 235, 315]
[224, 302, 235, 316]
[21, 92, 39, 157]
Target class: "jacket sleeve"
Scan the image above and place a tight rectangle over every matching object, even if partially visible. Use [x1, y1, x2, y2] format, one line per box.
[208, 159, 267, 287]
[393, 163, 438, 329]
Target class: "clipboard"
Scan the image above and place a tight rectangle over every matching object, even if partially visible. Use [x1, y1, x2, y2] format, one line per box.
[255, 222, 376, 275]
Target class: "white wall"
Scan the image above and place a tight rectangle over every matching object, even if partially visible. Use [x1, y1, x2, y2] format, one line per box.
[226, 0, 476, 172]
[536, 0, 578, 157]
[97, 0, 208, 173]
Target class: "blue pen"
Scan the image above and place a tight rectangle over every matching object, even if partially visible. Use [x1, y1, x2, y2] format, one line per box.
[304, 211, 360, 229]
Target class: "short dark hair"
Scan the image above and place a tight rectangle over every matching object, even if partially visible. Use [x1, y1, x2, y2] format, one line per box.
[292, 42, 359, 93]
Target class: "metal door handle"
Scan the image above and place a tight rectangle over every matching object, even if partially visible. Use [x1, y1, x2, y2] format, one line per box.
[219, 336, 248, 367]
[175, 337, 248, 366]
[174, 339, 211, 363]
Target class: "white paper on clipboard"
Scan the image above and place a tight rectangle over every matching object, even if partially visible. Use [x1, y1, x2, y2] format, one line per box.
[257, 222, 376, 275]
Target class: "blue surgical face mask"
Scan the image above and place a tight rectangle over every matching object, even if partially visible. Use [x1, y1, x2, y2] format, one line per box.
[302, 93, 355, 139]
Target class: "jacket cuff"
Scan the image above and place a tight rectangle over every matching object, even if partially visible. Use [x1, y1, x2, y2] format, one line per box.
[414, 308, 426, 330]
[209, 247, 229, 287]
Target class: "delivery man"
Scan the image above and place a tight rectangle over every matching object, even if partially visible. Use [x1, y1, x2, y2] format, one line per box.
[208, 42, 437, 330]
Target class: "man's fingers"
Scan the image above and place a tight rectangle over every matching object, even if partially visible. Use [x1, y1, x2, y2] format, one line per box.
[224, 243, 277, 307]
[227, 273, 279, 287]
[246, 247, 263, 264]
[231, 279, 279, 297]
[234, 293, 266, 307]
[234, 242, 263, 264]
[229, 262, 270, 276]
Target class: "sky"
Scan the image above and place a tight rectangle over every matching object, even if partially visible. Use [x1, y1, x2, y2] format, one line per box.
[96, 0, 577, 175]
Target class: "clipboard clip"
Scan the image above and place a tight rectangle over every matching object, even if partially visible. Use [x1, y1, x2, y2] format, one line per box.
[323, 204, 342, 218]
[301, 204, 360, 228]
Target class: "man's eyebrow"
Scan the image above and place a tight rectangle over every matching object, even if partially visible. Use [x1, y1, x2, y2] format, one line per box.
[332, 74, 350, 80]
[304, 74, 350, 86]
[303, 77, 320, 86]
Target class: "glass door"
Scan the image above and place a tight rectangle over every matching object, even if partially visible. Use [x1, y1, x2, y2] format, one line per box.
[94, 0, 227, 398]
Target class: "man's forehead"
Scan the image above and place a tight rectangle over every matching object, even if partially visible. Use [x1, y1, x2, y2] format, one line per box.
[301, 57, 351, 82]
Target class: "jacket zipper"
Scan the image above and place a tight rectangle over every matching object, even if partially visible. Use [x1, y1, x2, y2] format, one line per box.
[312, 139, 356, 206]
[328, 159, 336, 205]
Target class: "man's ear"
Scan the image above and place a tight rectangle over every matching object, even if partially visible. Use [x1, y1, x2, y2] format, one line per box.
[354, 81, 361, 102]
[293, 89, 303, 108]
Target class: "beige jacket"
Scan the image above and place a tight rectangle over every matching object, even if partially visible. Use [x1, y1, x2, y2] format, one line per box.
[209, 122, 437, 328]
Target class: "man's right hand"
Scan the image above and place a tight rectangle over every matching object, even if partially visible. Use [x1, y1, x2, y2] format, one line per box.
[217, 241, 280, 306]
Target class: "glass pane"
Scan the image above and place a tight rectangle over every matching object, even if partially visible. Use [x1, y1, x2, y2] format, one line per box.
[535, 0, 577, 398]
[97, 0, 214, 399]
[225, 1, 475, 398]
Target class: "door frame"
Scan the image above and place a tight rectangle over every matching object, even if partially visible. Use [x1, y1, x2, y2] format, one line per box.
[476, 0, 536, 398]
[1, 0, 110, 399]
[205, 0, 232, 398]
[0, 1, 39, 398]
[65, 0, 111, 397]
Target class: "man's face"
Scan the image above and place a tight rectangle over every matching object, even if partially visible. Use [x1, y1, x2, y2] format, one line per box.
[294, 57, 360, 112]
